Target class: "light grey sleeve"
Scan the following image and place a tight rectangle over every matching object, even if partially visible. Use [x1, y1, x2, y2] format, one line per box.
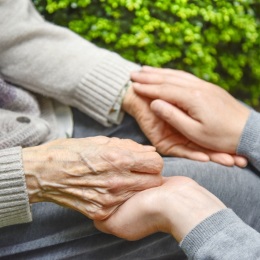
[0, 0, 140, 126]
[180, 209, 260, 260]
[0, 147, 32, 228]
[237, 110, 260, 171]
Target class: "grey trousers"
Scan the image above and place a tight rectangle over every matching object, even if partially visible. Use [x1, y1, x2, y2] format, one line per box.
[1, 109, 260, 259]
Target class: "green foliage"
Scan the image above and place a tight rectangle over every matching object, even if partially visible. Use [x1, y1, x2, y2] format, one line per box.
[33, 0, 260, 106]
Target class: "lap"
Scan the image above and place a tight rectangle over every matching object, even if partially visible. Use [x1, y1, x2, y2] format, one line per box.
[163, 158, 260, 231]
[73, 108, 260, 228]
[1, 109, 259, 259]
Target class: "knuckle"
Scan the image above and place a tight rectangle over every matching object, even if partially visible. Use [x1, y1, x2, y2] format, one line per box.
[118, 154, 133, 168]
[160, 104, 174, 121]
[99, 193, 116, 207]
[92, 208, 112, 221]
[190, 89, 203, 99]
[110, 137, 120, 144]
[103, 149, 133, 169]
[160, 83, 171, 95]
[155, 74, 166, 84]
[106, 175, 125, 191]
[103, 150, 119, 163]
[154, 154, 164, 171]
[91, 136, 110, 144]
[123, 138, 137, 145]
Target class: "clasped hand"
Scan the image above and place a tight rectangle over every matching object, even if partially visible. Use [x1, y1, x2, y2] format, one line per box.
[22, 136, 163, 220]
[123, 66, 250, 167]
[95, 176, 226, 242]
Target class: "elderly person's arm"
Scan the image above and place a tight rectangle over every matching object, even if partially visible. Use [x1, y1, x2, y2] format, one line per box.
[0, 0, 243, 167]
[0, 137, 163, 228]
[0, 0, 139, 127]
[95, 176, 260, 260]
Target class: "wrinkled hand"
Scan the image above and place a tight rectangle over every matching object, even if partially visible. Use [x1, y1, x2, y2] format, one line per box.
[22, 136, 163, 220]
[123, 82, 247, 167]
[95, 176, 226, 242]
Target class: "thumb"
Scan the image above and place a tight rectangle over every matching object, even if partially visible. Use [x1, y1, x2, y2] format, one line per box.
[151, 99, 199, 137]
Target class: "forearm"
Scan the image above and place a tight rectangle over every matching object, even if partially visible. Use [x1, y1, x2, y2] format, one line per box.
[237, 110, 260, 171]
[0, 0, 140, 126]
[180, 209, 260, 260]
[0, 147, 32, 228]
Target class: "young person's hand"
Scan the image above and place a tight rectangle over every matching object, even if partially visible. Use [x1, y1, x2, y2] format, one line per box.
[130, 66, 249, 166]
[95, 176, 226, 242]
[123, 83, 247, 167]
[22, 136, 163, 220]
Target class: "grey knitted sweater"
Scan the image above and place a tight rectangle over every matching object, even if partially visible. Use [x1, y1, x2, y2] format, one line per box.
[180, 111, 260, 259]
[0, 0, 259, 259]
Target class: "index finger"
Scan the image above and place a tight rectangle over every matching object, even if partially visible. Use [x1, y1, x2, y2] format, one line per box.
[109, 137, 156, 152]
[132, 82, 192, 108]
[130, 150, 164, 174]
[131, 67, 201, 86]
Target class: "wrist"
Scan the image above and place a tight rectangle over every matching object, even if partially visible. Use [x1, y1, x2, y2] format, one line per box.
[107, 81, 133, 125]
[237, 110, 260, 156]
[22, 147, 43, 203]
[155, 178, 227, 242]
[122, 83, 137, 116]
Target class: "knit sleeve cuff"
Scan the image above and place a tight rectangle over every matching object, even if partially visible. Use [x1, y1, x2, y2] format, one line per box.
[73, 53, 140, 126]
[179, 209, 240, 258]
[237, 110, 260, 169]
[0, 147, 32, 228]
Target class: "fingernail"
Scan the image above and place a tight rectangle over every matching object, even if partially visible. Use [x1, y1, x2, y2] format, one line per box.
[235, 157, 248, 168]
[240, 160, 248, 168]
[150, 100, 164, 113]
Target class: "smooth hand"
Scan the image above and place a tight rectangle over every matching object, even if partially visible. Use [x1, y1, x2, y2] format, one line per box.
[130, 66, 250, 166]
[22, 136, 163, 220]
[123, 82, 247, 167]
[95, 176, 226, 242]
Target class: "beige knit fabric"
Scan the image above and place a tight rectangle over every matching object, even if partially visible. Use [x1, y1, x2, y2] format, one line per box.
[0, 0, 140, 227]
[0, 147, 32, 228]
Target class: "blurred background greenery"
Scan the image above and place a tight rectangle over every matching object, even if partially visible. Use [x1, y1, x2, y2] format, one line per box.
[33, 0, 260, 107]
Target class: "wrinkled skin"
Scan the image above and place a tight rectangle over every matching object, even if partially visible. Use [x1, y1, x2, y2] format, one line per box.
[23, 136, 163, 220]
[123, 66, 249, 167]
[95, 176, 226, 242]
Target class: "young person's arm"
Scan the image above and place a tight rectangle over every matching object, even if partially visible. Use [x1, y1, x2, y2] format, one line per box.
[180, 209, 260, 260]
[94, 176, 260, 260]
[237, 110, 260, 171]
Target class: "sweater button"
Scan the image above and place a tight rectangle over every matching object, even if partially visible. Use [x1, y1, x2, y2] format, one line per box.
[16, 116, 31, 124]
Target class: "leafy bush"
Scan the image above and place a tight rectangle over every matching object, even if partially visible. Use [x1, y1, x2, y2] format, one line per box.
[33, 0, 260, 106]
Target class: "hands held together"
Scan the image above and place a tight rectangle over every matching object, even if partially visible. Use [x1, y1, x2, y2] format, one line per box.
[95, 176, 226, 243]
[124, 66, 250, 167]
[23, 66, 251, 244]
[95, 66, 250, 242]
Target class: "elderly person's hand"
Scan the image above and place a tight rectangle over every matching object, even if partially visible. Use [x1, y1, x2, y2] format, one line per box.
[22, 136, 163, 220]
[123, 67, 249, 167]
[94, 176, 226, 242]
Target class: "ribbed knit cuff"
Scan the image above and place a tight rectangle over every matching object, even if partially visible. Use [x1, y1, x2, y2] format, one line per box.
[73, 53, 140, 126]
[237, 110, 260, 169]
[0, 147, 32, 228]
[180, 209, 240, 258]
